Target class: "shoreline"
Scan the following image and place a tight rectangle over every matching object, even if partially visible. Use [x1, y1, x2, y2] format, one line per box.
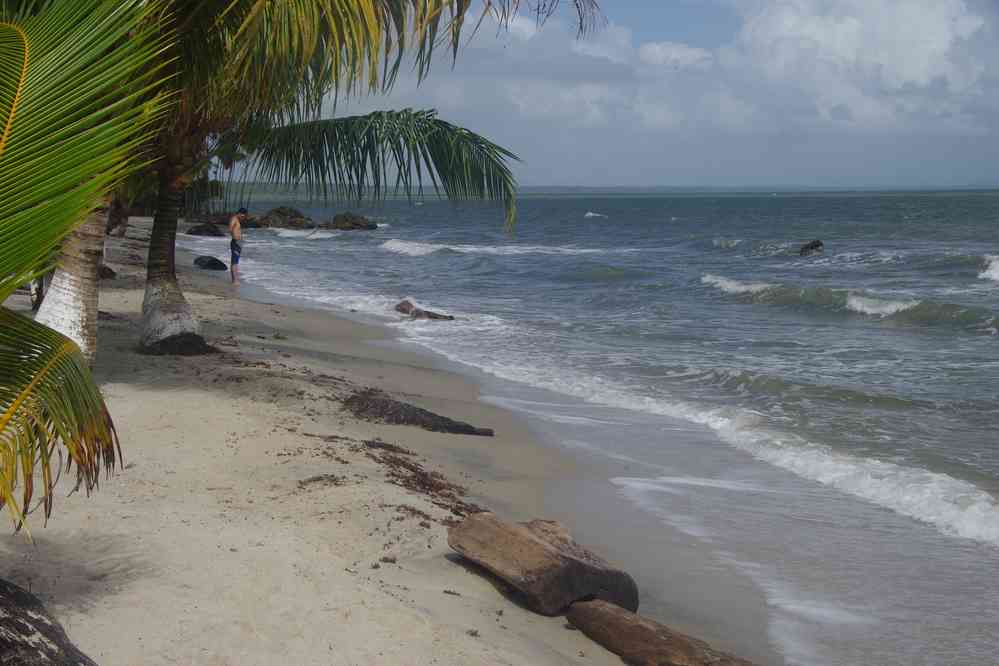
[168, 225, 780, 664]
[0, 224, 616, 665]
[0, 220, 774, 664]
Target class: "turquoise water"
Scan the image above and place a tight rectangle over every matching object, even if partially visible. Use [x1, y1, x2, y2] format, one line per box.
[181, 191, 999, 665]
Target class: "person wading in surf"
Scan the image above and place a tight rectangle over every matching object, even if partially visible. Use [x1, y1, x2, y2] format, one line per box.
[229, 208, 247, 285]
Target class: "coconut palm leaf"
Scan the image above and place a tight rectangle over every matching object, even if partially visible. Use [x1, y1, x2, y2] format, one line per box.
[0, 0, 169, 527]
[244, 109, 519, 227]
[188, 0, 602, 123]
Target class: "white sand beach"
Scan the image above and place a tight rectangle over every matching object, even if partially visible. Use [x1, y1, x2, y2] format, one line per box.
[0, 220, 621, 665]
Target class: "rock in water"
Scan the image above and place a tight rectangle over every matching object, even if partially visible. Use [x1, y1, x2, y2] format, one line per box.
[567, 599, 755, 666]
[447, 513, 639, 615]
[394, 299, 455, 321]
[799, 239, 824, 256]
[0, 578, 98, 665]
[185, 223, 225, 237]
[325, 212, 377, 230]
[194, 256, 228, 271]
[259, 206, 314, 229]
[344, 389, 493, 436]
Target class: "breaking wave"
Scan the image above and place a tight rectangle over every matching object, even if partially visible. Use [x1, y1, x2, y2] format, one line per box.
[407, 326, 999, 547]
[845, 294, 920, 316]
[980, 255, 999, 282]
[274, 229, 338, 240]
[380, 239, 612, 257]
[701, 274, 776, 294]
[702, 273, 996, 331]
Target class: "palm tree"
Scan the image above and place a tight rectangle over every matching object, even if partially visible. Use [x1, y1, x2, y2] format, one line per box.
[139, 0, 603, 352]
[0, 0, 168, 526]
[33, 212, 106, 362]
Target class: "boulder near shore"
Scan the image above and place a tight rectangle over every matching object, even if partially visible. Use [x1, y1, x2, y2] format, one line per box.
[323, 212, 377, 230]
[0, 578, 98, 665]
[394, 299, 455, 320]
[447, 512, 639, 615]
[194, 255, 228, 271]
[259, 206, 315, 229]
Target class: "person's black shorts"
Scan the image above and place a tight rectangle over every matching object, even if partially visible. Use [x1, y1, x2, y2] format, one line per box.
[230, 239, 242, 265]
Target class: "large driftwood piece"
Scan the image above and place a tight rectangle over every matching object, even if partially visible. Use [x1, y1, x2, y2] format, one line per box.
[448, 513, 638, 615]
[567, 600, 755, 666]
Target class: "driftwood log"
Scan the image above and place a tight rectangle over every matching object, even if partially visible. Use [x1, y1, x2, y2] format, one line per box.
[567, 599, 755, 666]
[448, 513, 639, 615]
[394, 300, 454, 321]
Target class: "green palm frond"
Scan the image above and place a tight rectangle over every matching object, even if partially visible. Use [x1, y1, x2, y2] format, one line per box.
[0, 0, 170, 527]
[0, 310, 118, 526]
[244, 109, 519, 228]
[0, 0, 171, 299]
[193, 0, 602, 122]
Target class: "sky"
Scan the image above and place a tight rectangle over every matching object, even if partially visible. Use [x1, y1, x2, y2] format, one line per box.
[337, 1, 999, 188]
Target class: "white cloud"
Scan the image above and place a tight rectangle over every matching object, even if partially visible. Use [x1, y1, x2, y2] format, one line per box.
[728, 0, 989, 128]
[331, 2, 999, 185]
[503, 81, 619, 127]
[638, 41, 714, 70]
[571, 23, 635, 64]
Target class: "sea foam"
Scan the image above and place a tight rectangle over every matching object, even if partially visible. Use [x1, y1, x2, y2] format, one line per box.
[845, 294, 920, 316]
[980, 255, 999, 282]
[274, 229, 337, 240]
[380, 239, 611, 256]
[404, 322, 999, 547]
[701, 273, 775, 294]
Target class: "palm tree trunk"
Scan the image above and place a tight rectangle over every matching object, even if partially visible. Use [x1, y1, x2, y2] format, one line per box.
[34, 213, 106, 363]
[140, 162, 203, 350]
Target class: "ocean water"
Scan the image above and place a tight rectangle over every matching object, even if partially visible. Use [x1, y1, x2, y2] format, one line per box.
[181, 191, 999, 665]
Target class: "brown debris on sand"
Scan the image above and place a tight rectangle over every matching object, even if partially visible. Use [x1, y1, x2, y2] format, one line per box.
[365, 438, 415, 455]
[344, 389, 494, 437]
[297, 474, 347, 489]
[368, 449, 483, 518]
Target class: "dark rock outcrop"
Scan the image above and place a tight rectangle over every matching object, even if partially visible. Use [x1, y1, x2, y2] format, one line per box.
[567, 599, 755, 666]
[394, 299, 455, 321]
[324, 212, 377, 231]
[343, 389, 493, 436]
[98, 265, 116, 280]
[194, 256, 228, 271]
[195, 212, 263, 228]
[185, 223, 226, 237]
[447, 513, 639, 616]
[799, 239, 824, 256]
[259, 206, 314, 229]
[0, 578, 98, 665]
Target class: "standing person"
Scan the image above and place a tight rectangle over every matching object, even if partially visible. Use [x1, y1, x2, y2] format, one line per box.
[228, 208, 247, 285]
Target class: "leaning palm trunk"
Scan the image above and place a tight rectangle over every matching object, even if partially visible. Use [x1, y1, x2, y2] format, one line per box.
[34, 213, 106, 364]
[140, 165, 202, 351]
